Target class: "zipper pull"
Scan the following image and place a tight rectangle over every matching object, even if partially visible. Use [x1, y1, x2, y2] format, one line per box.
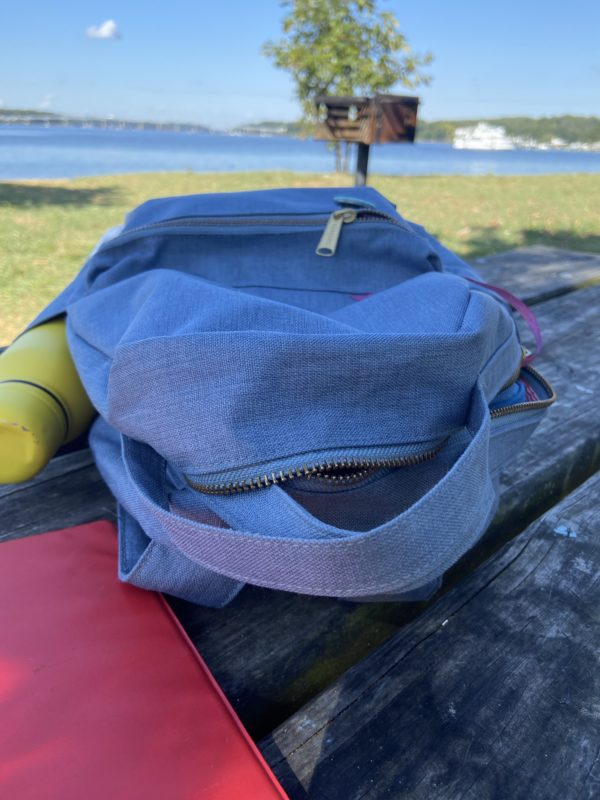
[316, 209, 357, 257]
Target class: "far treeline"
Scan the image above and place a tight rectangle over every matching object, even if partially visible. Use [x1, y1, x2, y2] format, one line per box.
[241, 115, 600, 145]
[417, 115, 600, 144]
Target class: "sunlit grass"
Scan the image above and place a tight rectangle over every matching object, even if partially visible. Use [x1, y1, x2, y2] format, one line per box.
[1, 171, 599, 342]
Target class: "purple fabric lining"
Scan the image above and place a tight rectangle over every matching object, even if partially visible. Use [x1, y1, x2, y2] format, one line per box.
[525, 381, 539, 402]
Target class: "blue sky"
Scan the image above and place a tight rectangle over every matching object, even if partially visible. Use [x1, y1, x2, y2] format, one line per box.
[1, 1, 598, 127]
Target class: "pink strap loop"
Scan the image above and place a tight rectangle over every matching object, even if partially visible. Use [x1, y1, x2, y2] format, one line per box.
[467, 278, 542, 363]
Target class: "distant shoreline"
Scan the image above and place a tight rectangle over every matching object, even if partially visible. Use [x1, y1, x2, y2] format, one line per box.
[1, 120, 598, 153]
[2, 111, 600, 151]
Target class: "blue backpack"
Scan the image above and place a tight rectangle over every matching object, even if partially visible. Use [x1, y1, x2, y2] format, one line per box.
[35, 187, 555, 606]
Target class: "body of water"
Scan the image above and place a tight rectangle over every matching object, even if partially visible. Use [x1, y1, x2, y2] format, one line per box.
[1, 125, 600, 179]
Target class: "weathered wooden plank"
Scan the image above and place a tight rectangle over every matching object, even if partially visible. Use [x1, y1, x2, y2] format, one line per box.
[0, 449, 95, 499]
[473, 245, 600, 305]
[0, 451, 115, 542]
[170, 283, 600, 738]
[261, 473, 600, 800]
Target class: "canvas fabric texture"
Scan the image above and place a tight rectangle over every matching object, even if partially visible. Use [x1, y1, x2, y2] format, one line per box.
[33, 187, 552, 606]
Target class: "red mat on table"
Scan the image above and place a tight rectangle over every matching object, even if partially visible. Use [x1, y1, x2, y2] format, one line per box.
[0, 521, 287, 800]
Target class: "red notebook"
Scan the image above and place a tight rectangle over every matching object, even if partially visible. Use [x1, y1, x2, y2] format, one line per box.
[0, 521, 287, 800]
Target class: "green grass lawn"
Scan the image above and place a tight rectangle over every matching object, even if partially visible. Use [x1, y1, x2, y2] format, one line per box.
[1, 171, 599, 342]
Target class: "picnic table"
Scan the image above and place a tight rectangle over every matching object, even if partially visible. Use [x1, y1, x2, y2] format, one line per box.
[2, 245, 600, 799]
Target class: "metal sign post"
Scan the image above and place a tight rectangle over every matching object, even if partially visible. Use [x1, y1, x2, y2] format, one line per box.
[355, 143, 370, 187]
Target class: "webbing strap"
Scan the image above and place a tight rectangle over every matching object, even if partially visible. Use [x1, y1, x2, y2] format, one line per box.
[467, 278, 542, 363]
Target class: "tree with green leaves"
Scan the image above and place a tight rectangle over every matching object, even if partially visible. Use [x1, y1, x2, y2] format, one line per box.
[263, 0, 433, 170]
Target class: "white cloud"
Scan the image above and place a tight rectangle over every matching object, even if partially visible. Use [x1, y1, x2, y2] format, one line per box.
[86, 19, 120, 40]
[39, 93, 54, 110]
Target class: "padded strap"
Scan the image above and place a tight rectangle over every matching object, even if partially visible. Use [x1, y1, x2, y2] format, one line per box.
[120, 384, 495, 597]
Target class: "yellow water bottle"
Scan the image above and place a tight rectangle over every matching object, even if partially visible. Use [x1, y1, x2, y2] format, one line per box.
[0, 318, 95, 483]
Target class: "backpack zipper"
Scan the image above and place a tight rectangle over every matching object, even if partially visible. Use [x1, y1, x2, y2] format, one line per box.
[314, 208, 417, 257]
[97, 209, 416, 254]
[316, 209, 358, 256]
[185, 442, 445, 496]
[185, 365, 555, 497]
[490, 364, 556, 419]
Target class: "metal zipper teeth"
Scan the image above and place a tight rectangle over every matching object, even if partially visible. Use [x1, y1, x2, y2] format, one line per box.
[98, 210, 411, 251]
[186, 444, 445, 496]
[311, 467, 374, 484]
[490, 364, 556, 419]
[99, 214, 332, 249]
[358, 210, 414, 232]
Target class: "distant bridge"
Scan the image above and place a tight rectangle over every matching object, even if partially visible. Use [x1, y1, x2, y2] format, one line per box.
[0, 115, 212, 134]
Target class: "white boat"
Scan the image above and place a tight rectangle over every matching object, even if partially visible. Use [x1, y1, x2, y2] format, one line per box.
[453, 123, 515, 150]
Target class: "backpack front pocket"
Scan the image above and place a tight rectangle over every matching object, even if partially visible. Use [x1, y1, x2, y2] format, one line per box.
[489, 364, 556, 477]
